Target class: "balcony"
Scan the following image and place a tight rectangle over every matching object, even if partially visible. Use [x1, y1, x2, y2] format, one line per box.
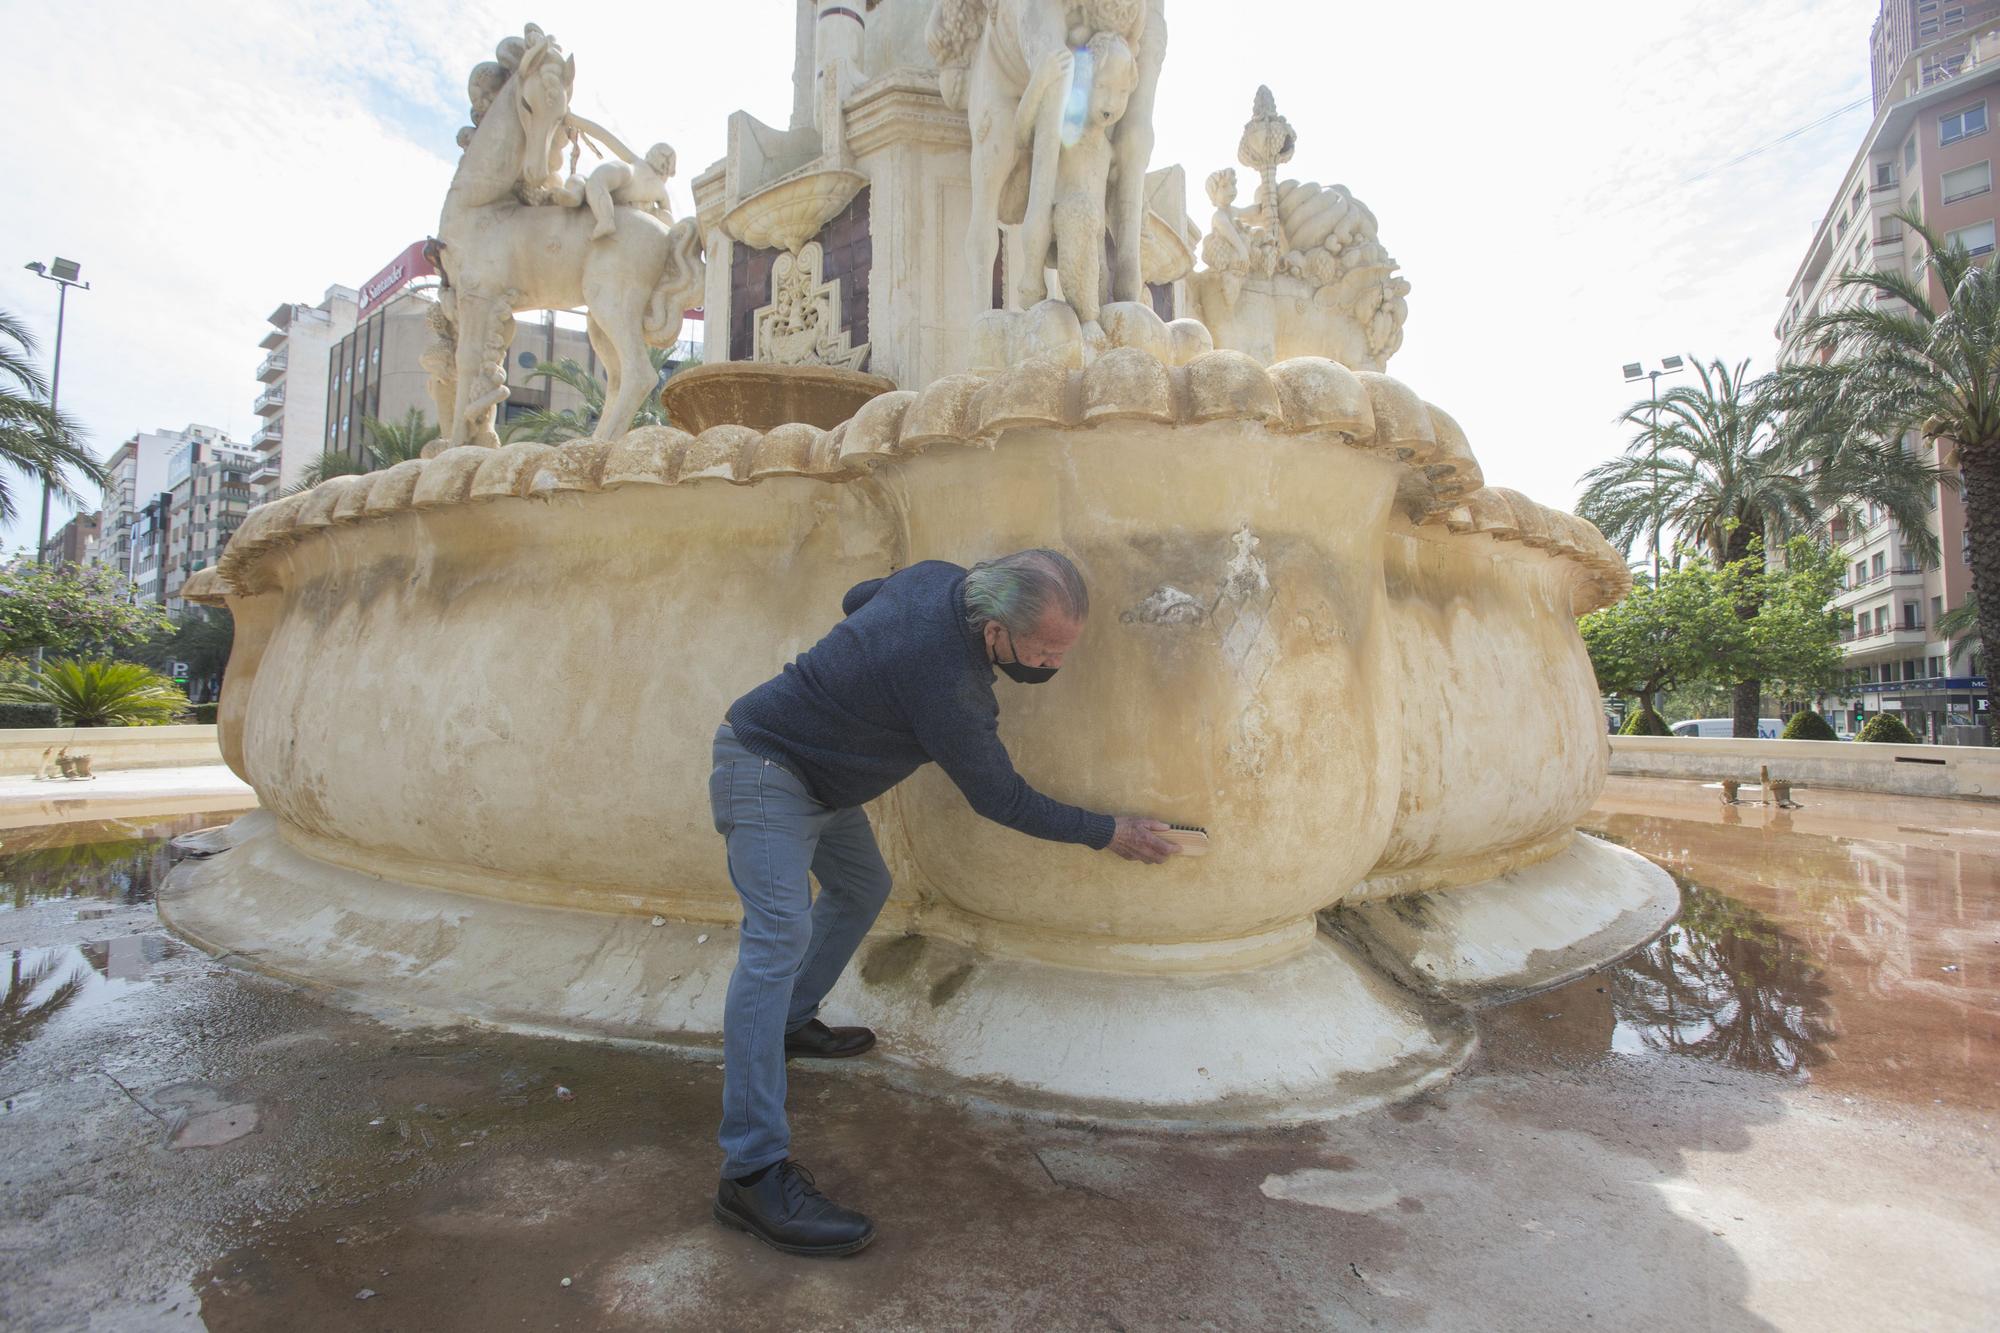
[1840, 621, 1932, 657]
[252, 420, 284, 449]
[1832, 564, 1927, 607]
[253, 384, 286, 416]
[256, 349, 288, 382]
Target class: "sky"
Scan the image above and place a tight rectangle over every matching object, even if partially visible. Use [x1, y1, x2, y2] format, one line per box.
[0, 0, 1876, 556]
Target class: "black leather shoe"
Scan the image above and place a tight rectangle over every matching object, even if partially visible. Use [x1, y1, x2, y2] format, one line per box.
[713, 1160, 876, 1257]
[784, 1018, 876, 1060]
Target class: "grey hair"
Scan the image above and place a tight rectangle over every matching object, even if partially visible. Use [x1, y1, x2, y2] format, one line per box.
[962, 549, 1089, 636]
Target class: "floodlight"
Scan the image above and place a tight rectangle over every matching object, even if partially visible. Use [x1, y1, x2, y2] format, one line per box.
[1622, 363, 1644, 380]
[1661, 355, 1684, 371]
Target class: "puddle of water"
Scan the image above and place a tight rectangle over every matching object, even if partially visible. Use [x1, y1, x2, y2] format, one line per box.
[1484, 778, 2000, 1112]
[0, 810, 254, 914]
[2, 933, 193, 1058]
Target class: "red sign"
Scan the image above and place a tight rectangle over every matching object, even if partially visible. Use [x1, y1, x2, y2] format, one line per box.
[358, 241, 437, 319]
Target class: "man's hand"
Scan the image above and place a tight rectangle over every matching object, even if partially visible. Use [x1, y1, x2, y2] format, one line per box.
[1108, 816, 1180, 864]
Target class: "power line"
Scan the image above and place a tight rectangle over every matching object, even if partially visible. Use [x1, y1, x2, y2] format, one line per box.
[1679, 94, 1873, 186]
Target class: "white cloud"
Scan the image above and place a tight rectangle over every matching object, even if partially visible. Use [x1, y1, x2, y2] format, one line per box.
[0, 0, 1872, 556]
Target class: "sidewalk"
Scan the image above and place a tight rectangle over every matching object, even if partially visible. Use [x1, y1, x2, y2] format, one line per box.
[0, 762, 257, 830]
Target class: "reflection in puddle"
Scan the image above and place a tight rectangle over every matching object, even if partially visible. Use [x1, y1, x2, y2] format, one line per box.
[0, 810, 254, 914]
[1606, 885, 1833, 1076]
[2, 934, 191, 1057]
[1487, 779, 2000, 1112]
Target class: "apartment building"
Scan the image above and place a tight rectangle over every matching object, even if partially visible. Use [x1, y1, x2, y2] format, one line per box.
[94, 424, 227, 599]
[255, 285, 360, 502]
[162, 435, 258, 609]
[321, 290, 602, 466]
[45, 510, 99, 568]
[1872, 2, 2000, 110]
[1778, 5, 1993, 740]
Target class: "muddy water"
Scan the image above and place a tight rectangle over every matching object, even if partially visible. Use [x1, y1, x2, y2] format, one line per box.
[1481, 776, 2000, 1113]
[0, 809, 255, 914]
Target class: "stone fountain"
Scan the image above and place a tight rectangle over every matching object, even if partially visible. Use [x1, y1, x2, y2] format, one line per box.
[165, 4, 1676, 1122]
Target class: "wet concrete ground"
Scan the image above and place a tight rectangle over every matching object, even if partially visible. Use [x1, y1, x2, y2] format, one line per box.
[1, 778, 1996, 1331]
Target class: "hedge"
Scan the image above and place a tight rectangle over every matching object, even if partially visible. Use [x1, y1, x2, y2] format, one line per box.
[1856, 713, 1920, 744]
[1780, 710, 1837, 741]
[186, 702, 220, 724]
[0, 701, 60, 728]
[1620, 707, 1672, 736]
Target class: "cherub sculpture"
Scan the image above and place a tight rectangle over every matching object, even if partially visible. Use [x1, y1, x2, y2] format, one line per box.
[1013, 32, 1141, 333]
[556, 141, 677, 240]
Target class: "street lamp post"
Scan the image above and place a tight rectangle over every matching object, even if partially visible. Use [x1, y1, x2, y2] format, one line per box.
[1621, 355, 1686, 584]
[22, 257, 90, 566]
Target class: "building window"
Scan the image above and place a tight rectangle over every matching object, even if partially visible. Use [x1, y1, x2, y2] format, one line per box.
[1905, 136, 1919, 173]
[1855, 560, 1868, 585]
[1948, 220, 1996, 255]
[1903, 602, 1921, 629]
[1940, 102, 1988, 144]
[1941, 160, 1991, 202]
[518, 351, 539, 369]
[1875, 161, 1897, 188]
[1929, 655, 1944, 677]
[1933, 595, 1945, 623]
[1872, 551, 1886, 578]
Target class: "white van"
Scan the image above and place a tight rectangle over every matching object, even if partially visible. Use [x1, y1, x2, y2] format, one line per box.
[1671, 717, 1783, 739]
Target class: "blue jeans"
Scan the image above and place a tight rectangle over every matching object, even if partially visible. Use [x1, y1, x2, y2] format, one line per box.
[709, 724, 894, 1178]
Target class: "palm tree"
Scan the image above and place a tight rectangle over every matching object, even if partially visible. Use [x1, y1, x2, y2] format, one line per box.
[500, 346, 689, 443]
[285, 409, 440, 494]
[0, 308, 105, 527]
[1938, 592, 1981, 670]
[1582, 357, 1946, 736]
[0, 659, 188, 726]
[1768, 213, 2000, 733]
[360, 406, 440, 464]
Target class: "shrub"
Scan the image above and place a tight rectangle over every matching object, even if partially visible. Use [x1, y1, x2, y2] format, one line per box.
[1780, 710, 1838, 741]
[1856, 713, 1920, 744]
[1620, 707, 1672, 736]
[186, 701, 220, 724]
[0, 659, 189, 727]
[0, 701, 59, 728]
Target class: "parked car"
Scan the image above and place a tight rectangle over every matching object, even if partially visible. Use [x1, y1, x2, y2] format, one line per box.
[1670, 717, 1783, 739]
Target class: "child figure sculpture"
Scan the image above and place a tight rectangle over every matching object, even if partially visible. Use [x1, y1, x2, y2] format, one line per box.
[558, 142, 677, 240]
[1016, 32, 1140, 337]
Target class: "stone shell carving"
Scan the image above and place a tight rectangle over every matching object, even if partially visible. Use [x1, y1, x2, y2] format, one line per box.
[195, 350, 1628, 613]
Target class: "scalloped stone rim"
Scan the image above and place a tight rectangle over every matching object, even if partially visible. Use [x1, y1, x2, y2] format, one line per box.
[198, 353, 1632, 613]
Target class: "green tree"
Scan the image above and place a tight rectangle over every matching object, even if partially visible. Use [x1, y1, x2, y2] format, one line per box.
[0, 561, 173, 657]
[127, 607, 233, 701]
[499, 346, 692, 443]
[288, 408, 440, 493]
[0, 659, 188, 726]
[0, 309, 106, 528]
[1581, 357, 1944, 737]
[1580, 555, 1752, 731]
[1746, 538, 1848, 707]
[1767, 213, 1999, 732]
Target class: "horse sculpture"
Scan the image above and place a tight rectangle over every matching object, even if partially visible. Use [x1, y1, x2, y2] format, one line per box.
[432, 25, 703, 450]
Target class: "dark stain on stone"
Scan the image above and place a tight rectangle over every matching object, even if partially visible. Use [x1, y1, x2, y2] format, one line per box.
[928, 962, 974, 1007]
[1397, 1196, 1425, 1213]
[860, 934, 925, 986]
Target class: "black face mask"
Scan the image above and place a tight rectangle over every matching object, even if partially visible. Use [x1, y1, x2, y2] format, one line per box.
[994, 628, 1059, 684]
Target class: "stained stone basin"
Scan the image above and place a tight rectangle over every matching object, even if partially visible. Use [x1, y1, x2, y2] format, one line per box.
[659, 361, 898, 433]
[168, 350, 1676, 1120]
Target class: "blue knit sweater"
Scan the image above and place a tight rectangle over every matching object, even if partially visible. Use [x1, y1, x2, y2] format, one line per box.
[726, 561, 1116, 849]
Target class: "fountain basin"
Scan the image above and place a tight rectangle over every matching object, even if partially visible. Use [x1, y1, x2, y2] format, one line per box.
[175, 350, 1671, 1116]
[660, 361, 897, 433]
